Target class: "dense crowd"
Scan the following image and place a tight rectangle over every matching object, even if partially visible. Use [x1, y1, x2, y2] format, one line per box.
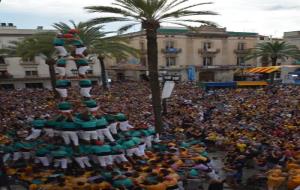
[0, 82, 299, 190]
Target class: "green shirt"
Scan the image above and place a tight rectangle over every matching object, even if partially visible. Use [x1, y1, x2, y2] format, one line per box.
[111, 144, 124, 154]
[53, 38, 64, 46]
[56, 80, 71, 88]
[115, 113, 127, 121]
[91, 145, 111, 154]
[78, 120, 97, 129]
[96, 117, 108, 127]
[35, 147, 50, 157]
[32, 119, 47, 129]
[14, 142, 34, 151]
[75, 58, 88, 66]
[72, 39, 84, 46]
[104, 114, 116, 123]
[79, 80, 92, 87]
[58, 102, 72, 111]
[60, 121, 78, 130]
[74, 145, 92, 156]
[84, 99, 97, 108]
[189, 169, 199, 177]
[122, 140, 136, 149]
[113, 178, 133, 188]
[56, 58, 67, 66]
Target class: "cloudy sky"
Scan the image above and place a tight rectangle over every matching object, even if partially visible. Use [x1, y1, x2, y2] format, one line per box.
[0, 0, 299, 37]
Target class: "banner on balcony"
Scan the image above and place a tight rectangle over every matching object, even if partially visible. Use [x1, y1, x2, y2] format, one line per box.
[162, 81, 175, 99]
[188, 65, 196, 81]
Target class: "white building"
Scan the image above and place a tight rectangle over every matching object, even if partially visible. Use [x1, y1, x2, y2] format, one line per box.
[0, 23, 101, 89]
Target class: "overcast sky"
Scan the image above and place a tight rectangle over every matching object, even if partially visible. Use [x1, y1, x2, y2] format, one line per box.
[0, 0, 299, 37]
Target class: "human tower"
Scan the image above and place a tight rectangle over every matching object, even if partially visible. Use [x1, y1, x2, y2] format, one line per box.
[9, 29, 155, 170]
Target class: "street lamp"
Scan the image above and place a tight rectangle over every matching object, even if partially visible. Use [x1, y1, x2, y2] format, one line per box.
[159, 71, 181, 115]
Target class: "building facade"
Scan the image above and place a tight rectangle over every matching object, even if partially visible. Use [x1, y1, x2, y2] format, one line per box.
[0, 24, 101, 89]
[107, 26, 266, 82]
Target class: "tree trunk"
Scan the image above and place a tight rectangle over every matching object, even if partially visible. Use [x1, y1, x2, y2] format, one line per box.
[270, 57, 277, 83]
[146, 26, 163, 134]
[46, 59, 59, 98]
[98, 56, 108, 90]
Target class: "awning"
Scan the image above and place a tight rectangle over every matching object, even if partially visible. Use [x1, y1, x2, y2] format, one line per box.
[237, 81, 268, 86]
[246, 66, 280, 73]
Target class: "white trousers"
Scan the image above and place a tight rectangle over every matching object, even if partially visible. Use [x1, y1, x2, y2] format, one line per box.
[35, 156, 50, 166]
[56, 67, 66, 77]
[97, 155, 113, 167]
[80, 87, 92, 98]
[13, 152, 31, 161]
[119, 121, 134, 131]
[44, 128, 54, 137]
[145, 136, 153, 148]
[138, 143, 146, 156]
[96, 128, 115, 142]
[112, 154, 128, 163]
[61, 131, 79, 146]
[3, 153, 10, 163]
[55, 88, 68, 98]
[126, 147, 140, 157]
[78, 66, 90, 75]
[55, 46, 68, 57]
[54, 158, 68, 169]
[75, 156, 91, 169]
[76, 47, 87, 55]
[25, 128, 42, 140]
[108, 123, 118, 134]
[80, 130, 98, 141]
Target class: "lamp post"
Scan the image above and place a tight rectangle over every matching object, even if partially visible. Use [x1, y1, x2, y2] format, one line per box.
[159, 71, 180, 115]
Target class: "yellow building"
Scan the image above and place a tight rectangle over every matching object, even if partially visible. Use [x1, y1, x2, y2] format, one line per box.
[107, 26, 263, 82]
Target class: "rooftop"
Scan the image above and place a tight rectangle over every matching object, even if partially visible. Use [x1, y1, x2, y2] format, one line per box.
[157, 27, 258, 37]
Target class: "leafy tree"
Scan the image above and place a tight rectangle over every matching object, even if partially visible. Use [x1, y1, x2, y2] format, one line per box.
[85, 0, 217, 133]
[54, 21, 138, 89]
[0, 32, 58, 95]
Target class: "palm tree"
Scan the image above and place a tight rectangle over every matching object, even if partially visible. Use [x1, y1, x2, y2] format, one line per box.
[53, 21, 138, 89]
[247, 41, 300, 66]
[85, 0, 217, 133]
[0, 32, 58, 95]
[247, 41, 300, 82]
[91, 36, 139, 89]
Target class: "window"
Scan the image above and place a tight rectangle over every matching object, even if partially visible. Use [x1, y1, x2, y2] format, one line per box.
[0, 84, 14, 90]
[165, 41, 175, 49]
[166, 57, 176, 67]
[0, 56, 5, 64]
[237, 57, 245, 66]
[25, 83, 43, 89]
[203, 57, 213, 66]
[25, 70, 38, 76]
[237, 43, 246, 50]
[203, 42, 211, 50]
[140, 41, 145, 50]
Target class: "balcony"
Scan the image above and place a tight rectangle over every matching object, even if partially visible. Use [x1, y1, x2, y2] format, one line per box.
[0, 63, 8, 70]
[234, 49, 250, 54]
[198, 48, 220, 55]
[140, 49, 147, 55]
[20, 60, 39, 67]
[161, 48, 182, 54]
[197, 64, 254, 70]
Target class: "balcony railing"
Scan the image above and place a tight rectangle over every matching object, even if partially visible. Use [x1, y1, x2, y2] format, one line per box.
[234, 49, 250, 54]
[140, 49, 147, 55]
[20, 61, 39, 66]
[198, 48, 220, 55]
[161, 48, 182, 54]
[198, 64, 254, 69]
